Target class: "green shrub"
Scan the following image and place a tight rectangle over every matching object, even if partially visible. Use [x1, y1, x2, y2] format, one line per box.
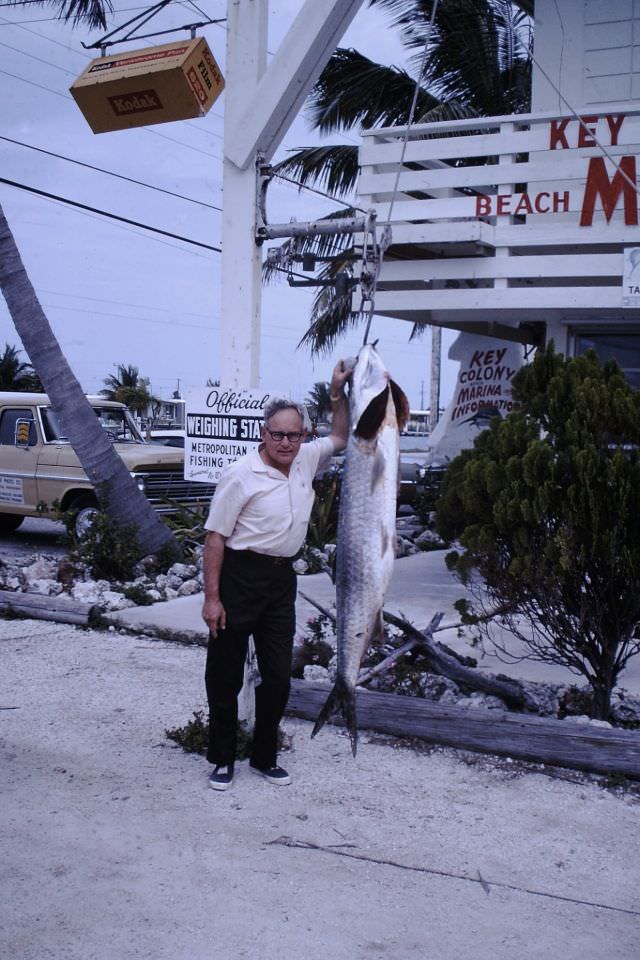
[166, 711, 291, 758]
[436, 345, 640, 720]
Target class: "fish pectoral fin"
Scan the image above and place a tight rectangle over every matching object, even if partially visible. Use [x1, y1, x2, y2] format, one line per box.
[371, 445, 386, 492]
[390, 379, 410, 432]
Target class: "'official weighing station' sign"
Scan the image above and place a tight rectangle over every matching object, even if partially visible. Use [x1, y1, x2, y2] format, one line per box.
[184, 387, 272, 483]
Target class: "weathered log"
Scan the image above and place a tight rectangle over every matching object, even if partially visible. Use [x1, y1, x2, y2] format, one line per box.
[381, 608, 535, 711]
[298, 591, 532, 711]
[287, 680, 640, 779]
[0, 589, 101, 627]
[357, 612, 444, 685]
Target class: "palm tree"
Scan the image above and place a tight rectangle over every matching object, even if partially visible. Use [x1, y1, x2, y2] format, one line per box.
[0, 0, 178, 558]
[101, 364, 158, 417]
[305, 381, 332, 422]
[0, 343, 43, 391]
[267, 0, 532, 352]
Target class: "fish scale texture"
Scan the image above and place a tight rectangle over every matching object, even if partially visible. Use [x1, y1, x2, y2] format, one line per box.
[336, 427, 398, 686]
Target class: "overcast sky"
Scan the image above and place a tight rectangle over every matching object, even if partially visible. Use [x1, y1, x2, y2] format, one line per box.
[0, 0, 457, 409]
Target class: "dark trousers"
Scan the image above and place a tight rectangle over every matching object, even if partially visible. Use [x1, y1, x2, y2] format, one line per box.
[205, 548, 297, 768]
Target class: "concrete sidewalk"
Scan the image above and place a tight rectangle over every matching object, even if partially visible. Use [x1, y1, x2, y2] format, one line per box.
[107, 550, 640, 696]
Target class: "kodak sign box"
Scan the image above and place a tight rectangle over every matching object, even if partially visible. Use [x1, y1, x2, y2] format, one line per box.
[70, 37, 224, 133]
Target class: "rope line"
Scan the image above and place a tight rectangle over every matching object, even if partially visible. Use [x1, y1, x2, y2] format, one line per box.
[361, 0, 441, 346]
[528, 49, 640, 201]
[270, 836, 640, 918]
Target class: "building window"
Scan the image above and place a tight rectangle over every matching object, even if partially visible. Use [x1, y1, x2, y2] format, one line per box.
[573, 331, 640, 389]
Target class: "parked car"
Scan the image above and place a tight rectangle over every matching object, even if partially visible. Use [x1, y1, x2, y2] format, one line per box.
[147, 429, 185, 448]
[318, 448, 435, 507]
[0, 393, 215, 537]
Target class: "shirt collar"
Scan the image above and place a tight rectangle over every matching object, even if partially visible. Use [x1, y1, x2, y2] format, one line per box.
[250, 445, 295, 479]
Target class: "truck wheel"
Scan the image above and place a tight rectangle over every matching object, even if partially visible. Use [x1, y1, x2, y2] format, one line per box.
[0, 513, 25, 533]
[72, 497, 99, 539]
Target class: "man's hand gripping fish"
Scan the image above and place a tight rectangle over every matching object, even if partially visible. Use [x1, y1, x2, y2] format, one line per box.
[312, 344, 409, 755]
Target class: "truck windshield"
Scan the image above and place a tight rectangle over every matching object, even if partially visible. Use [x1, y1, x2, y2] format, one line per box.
[41, 406, 144, 443]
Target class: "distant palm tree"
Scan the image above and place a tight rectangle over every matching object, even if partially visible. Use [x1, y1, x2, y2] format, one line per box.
[267, 0, 532, 352]
[0, 343, 43, 391]
[305, 381, 332, 422]
[101, 364, 158, 416]
[0, 0, 178, 557]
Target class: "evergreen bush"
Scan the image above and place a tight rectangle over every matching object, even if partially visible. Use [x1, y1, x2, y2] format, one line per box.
[436, 345, 640, 719]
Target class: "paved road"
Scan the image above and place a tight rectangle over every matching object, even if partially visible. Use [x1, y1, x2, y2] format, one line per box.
[0, 517, 68, 561]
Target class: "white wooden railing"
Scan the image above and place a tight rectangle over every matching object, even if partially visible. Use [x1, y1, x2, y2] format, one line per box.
[357, 105, 640, 318]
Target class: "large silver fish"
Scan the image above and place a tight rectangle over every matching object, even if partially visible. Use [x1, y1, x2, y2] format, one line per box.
[312, 344, 409, 755]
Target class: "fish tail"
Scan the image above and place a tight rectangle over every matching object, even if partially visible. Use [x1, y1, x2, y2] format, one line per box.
[311, 676, 358, 756]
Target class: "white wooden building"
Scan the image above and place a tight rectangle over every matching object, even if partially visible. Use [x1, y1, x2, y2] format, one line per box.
[356, 0, 640, 388]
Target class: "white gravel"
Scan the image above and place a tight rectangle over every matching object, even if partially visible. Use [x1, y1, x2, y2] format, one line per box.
[1, 618, 639, 960]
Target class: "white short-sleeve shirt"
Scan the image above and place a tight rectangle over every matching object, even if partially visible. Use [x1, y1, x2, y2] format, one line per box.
[204, 436, 336, 556]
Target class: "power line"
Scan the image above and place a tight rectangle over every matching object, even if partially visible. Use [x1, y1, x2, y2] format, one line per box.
[0, 14, 225, 157]
[35, 287, 321, 337]
[38, 286, 217, 319]
[1, 62, 224, 159]
[273, 170, 366, 213]
[40, 301, 217, 332]
[1, 135, 222, 210]
[0, 66, 69, 98]
[0, 176, 222, 251]
[0, 3, 151, 23]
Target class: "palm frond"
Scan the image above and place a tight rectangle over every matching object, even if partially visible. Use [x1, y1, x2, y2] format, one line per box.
[299, 291, 359, 356]
[372, 0, 531, 118]
[308, 48, 439, 133]
[292, 254, 360, 355]
[39, 0, 112, 29]
[274, 145, 359, 198]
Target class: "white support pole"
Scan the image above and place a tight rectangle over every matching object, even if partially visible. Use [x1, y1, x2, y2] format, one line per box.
[220, 0, 268, 389]
[429, 325, 442, 431]
[220, 1, 269, 727]
[221, 0, 364, 386]
[226, 0, 366, 170]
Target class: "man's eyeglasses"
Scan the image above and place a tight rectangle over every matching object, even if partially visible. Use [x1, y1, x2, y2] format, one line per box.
[265, 429, 303, 443]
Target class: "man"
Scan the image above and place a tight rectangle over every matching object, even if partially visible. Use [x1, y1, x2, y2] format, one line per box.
[202, 360, 351, 791]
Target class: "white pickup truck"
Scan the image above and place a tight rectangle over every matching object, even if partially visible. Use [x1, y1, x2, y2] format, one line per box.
[0, 392, 215, 536]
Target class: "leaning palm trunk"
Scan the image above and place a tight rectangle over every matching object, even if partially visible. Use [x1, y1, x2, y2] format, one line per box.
[0, 203, 178, 558]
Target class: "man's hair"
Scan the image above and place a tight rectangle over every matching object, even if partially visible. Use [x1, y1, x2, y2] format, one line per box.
[263, 396, 305, 426]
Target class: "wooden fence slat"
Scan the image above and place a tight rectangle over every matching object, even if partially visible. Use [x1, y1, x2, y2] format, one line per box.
[378, 253, 623, 283]
[371, 286, 620, 312]
[287, 680, 640, 779]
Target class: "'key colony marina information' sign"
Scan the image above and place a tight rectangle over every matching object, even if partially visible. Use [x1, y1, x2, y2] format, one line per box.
[184, 387, 272, 483]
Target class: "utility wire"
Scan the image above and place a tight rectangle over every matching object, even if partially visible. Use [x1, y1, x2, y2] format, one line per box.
[361, 0, 441, 346]
[0, 66, 69, 98]
[529, 48, 640, 201]
[0, 3, 153, 23]
[0, 14, 225, 156]
[1, 61, 222, 159]
[0, 176, 222, 251]
[273, 170, 367, 214]
[0, 134, 222, 210]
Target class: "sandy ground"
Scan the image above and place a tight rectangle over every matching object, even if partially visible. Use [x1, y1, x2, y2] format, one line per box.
[2, 618, 639, 960]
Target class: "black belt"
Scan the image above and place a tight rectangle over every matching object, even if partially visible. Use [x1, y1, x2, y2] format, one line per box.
[226, 548, 296, 566]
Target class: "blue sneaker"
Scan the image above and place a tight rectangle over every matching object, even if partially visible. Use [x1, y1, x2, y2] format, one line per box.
[249, 762, 291, 785]
[208, 763, 234, 791]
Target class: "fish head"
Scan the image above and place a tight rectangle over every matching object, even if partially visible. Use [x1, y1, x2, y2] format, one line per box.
[350, 344, 389, 438]
[350, 344, 409, 439]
